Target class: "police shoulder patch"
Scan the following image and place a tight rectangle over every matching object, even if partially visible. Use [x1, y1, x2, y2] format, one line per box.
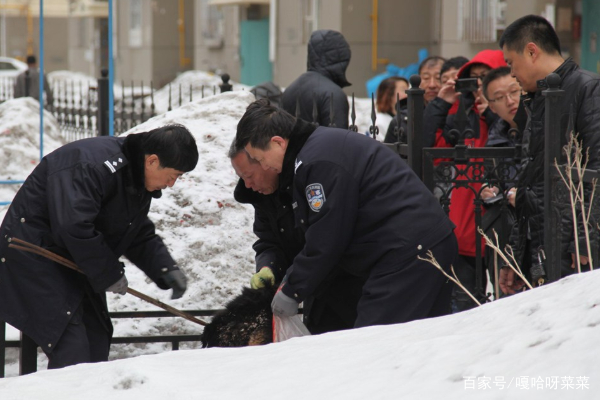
[305, 183, 326, 212]
[103, 153, 128, 174]
[294, 158, 303, 174]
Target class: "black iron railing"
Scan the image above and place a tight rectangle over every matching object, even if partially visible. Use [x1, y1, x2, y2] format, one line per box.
[0, 309, 222, 377]
[0, 72, 234, 140]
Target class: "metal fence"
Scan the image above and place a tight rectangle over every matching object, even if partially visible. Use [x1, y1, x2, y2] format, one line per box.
[0, 310, 219, 377]
[0, 72, 234, 140]
[391, 74, 598, 296]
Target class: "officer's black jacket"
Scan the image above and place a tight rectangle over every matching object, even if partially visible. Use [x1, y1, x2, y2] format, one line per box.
[233, 180, 304, 282]
[279, 119, 455, 302]
[0, 135, 179, 351]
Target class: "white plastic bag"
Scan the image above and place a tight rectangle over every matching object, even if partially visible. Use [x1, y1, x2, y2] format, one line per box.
[273, 314, 311, 342]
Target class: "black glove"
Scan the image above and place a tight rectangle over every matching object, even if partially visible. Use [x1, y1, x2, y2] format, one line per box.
[163, 269, 187, 299]
[106, 274, 128, 295]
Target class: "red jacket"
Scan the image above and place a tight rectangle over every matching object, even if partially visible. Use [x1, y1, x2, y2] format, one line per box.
[437, 50, 506, 257]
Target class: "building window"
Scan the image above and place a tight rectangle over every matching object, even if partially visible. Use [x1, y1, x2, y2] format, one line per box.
[199, 0, 224, 48]
[77, 17, 88, 48]
[129, 0, 142, 47]
[458, 0, 506, 43]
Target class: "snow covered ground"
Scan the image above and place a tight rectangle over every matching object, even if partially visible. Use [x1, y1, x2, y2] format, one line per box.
[1, 270, 599, 399]
[2, 80, 598, 399]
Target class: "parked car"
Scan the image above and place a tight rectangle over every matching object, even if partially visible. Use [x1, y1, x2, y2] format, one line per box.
[0, 57, 28, 78]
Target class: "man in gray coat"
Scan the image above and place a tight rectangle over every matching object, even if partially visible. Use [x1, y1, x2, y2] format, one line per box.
[13, 55, 54, 107]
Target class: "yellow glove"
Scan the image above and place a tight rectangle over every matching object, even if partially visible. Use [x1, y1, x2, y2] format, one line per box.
[250, 267, 275, 289]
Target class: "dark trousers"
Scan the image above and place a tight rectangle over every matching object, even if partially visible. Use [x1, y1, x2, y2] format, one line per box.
[304, 273, 364, 335]
[354, 234, 457, 328]
[44, 296, 111, 369]
[451, 255, 487, 313]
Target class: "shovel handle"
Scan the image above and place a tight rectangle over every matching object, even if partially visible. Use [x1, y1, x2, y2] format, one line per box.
[8, 238, 207, 326]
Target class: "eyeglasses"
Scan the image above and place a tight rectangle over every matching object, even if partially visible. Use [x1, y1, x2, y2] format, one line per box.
[470, 74, 488, 80]
[489, 89, 521, 104]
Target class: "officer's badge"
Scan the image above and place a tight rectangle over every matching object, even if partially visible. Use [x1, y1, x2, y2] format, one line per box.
[305, 183, 326, 212]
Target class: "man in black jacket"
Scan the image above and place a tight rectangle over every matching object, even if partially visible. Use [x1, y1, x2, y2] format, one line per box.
[235, 99, 457, 328]
[0, 125, 198, 369]
[229, 141, 303, 286]
[499, 15, 600, 294]
[229, 142, 362, 333]
[281, 30, 351, 129]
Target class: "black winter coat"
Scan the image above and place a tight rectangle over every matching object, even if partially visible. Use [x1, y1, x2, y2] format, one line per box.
[510, 58, 600, 275]
[282, 30, 351, 129]
[0, 135, 180, 352]
[279, 119, 455, 302]
[383, 98, 408, 143]
[233, 180, 304, 282]
[235, 174, 364, 332]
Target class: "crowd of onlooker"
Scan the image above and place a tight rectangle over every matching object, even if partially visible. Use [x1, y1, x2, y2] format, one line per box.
[273, 14, 600, 317]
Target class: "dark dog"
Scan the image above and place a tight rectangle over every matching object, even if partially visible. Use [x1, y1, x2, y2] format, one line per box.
[201, 284, 276, 347]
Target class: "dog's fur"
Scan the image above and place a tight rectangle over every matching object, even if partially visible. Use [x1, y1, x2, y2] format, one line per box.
[201, 284, 277, 347]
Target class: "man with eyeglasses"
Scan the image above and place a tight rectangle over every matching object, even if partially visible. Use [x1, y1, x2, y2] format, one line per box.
[479, 67, 523, 293]
[481, 66, 522, 209]
[482, 66, 522, 144]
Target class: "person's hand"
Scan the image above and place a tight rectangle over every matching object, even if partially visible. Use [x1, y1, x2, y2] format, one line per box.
[507, 188, 517, 207]
[437, 78, 460, 105]
[162, 269, 187, 299]
[480, 185, 499, 200]
[475, 88, 489, 115]
[251, 267, 275, 289]
[271, 287, 299, 317]
[498, 266, 525, 295]
[570, 253, 589, 269]
[106, 274, 128, 295]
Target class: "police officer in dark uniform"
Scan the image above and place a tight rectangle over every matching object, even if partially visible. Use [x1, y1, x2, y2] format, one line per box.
[0, 124, 198, 369]
[235, 100, 458, 328]
[229, 141, 363, 333]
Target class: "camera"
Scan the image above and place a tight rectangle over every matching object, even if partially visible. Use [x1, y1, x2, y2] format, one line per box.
[454, 78, 479, 93]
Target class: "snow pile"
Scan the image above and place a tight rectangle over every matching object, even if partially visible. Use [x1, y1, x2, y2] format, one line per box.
[1, 270, 599, 399]
[148, 70, 250, 115]
[0, 98, 65, 202]
[109, 91, 259, 350]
